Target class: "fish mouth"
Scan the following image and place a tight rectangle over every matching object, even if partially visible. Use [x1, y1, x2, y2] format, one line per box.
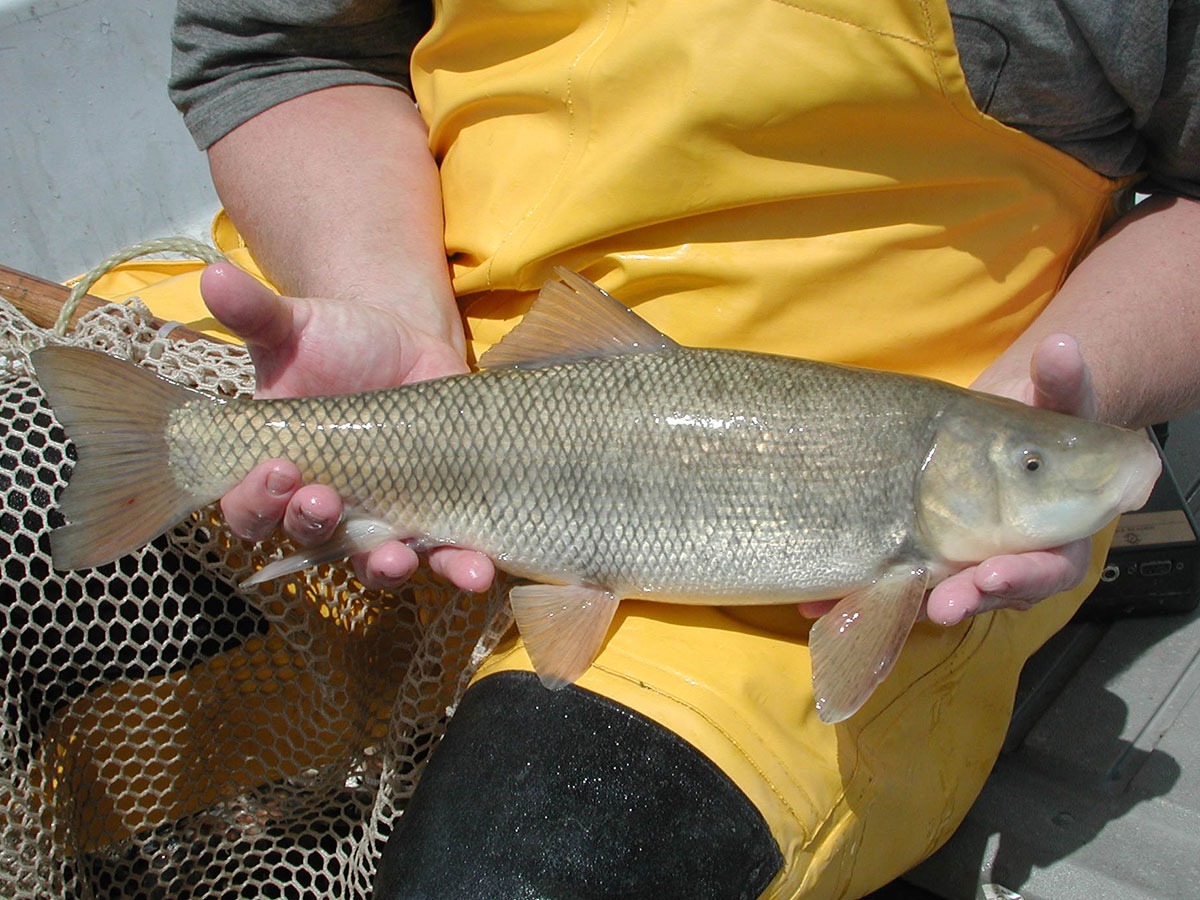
[1116, 440, 1162, 513]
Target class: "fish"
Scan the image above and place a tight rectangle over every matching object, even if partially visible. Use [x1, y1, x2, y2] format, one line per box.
[30, 269, 1161, 723]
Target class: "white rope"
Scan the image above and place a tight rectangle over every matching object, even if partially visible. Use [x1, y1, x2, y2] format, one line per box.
[54, 236, 228, 336]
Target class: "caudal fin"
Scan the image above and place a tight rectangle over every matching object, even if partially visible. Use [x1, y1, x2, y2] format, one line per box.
[31, 346, 218, 570]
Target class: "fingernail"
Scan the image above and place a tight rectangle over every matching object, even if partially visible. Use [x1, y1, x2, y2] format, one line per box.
[462, 562, 490, 594]
[978, 572, 1009, 595]
[931, 595, 964, 626]
[296, 501, 329, 533]
[266, 469, 297, 496]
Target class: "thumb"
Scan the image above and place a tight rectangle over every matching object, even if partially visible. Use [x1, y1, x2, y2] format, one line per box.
[1030, 333, 1097, 420]
[199, 263, 295, 350]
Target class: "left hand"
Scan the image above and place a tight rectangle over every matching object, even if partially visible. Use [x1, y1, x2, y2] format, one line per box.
[201, 263, 496, 594]
[801, 333, 1097, 625]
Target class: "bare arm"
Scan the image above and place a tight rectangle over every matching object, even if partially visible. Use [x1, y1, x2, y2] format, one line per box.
[926, 194, 1200, 624]
[201, 84, 494, 592]
[974, 194, 1200, 429]
[207, 83, 465, 386]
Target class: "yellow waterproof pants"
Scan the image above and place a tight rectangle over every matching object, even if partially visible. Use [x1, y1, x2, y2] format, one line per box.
[84, 1, 1127, 896]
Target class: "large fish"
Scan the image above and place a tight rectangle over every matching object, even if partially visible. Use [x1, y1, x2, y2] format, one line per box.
[31, 270, 1160, 722]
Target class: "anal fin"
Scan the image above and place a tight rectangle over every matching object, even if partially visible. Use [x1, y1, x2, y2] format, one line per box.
[243, 511, 403, 587]
[509, 584, 620, 689]
[809, 564, 929, 724]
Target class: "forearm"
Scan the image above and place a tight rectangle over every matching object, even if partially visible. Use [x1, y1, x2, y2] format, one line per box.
[976, 194, 1200, 428]
[206, 84, 462, 353]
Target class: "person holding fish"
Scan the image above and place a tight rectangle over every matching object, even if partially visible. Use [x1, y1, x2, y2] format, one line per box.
[38, 1, 1199, 897]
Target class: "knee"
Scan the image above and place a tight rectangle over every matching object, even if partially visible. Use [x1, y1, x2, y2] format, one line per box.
[373, 671, 782, 899]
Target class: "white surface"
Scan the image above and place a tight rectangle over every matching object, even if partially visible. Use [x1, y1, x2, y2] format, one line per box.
[1, 0, 219, 282]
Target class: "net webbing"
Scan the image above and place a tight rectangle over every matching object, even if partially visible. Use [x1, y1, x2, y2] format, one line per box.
[0, 295, 513, 899]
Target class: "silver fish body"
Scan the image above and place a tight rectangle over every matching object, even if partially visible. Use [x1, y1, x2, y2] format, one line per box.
[32, 270, 1161, 722]
[172, 349, 950, 601]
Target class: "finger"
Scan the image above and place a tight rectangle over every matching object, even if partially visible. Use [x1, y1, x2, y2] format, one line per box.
[925, 568, 985, 626]
[1029, 333, 1097, 419]
[351, 541, 420, 590]
[219, 459, 301, 541]
[972, 539, 1092, 605]
[927, 539, 1093, 626]
[199, 263, 295, 349]
[797, 599, 838, 618]
[282, 484, 345, 547]
[200, 264, 306, 397]
[428, 547, 496, 593]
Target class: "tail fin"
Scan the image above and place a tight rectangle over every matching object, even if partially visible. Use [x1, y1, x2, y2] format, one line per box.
[31, 346, 219, 570]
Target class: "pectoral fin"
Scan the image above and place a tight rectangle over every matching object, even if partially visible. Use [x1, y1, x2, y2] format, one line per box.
[243, 511, 403, 587]
[509, 584, 621, 689]
[809, 565, 929, 724]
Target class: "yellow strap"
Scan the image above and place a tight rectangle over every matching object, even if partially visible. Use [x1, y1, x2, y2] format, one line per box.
[414, 0, 1119, 385]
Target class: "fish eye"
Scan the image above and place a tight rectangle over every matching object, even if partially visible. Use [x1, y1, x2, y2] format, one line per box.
[1020, 449, 1043, 474]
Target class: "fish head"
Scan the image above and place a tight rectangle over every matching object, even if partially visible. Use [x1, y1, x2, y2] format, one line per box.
[916, 393, 1161, 566]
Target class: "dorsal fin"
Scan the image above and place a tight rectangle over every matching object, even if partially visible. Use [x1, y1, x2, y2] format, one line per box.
[477, 267, 678, 370]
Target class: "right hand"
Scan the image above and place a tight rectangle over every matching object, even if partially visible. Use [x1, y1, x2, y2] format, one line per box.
[200, 262, 496, 593]
[798, 334, 1097, 626]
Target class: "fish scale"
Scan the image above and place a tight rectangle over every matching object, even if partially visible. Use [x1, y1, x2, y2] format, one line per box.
[31, 269, 1160, 721]
[166, 348, 945, 601]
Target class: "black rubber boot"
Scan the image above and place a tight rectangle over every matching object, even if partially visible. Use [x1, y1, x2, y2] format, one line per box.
[373, 670, 782, 900]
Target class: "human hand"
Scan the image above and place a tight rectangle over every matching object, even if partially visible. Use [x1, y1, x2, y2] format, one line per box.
[800, 334, 1097, 625]
[202, 263, 495, 593]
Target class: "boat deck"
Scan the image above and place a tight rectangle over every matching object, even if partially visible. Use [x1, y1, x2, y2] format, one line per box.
[5, 3, 1198, 898]
[880, 417, 1200, 899]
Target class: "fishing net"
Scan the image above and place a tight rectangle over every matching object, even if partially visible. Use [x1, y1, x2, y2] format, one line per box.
[0, 292, 514, 898]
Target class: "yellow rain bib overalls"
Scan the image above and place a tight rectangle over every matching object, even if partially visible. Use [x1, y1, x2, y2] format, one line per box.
[85, 0, 1124, 896]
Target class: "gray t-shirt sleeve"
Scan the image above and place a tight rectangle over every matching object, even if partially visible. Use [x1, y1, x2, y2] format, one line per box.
[1141, 1, 1200, 198]
[174, 0, 1199, 198]
[950, 0, 1200, 200]
[169, 0, 431, 150]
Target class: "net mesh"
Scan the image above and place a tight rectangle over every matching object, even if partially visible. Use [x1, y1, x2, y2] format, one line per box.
[0, 295, 514, 899]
